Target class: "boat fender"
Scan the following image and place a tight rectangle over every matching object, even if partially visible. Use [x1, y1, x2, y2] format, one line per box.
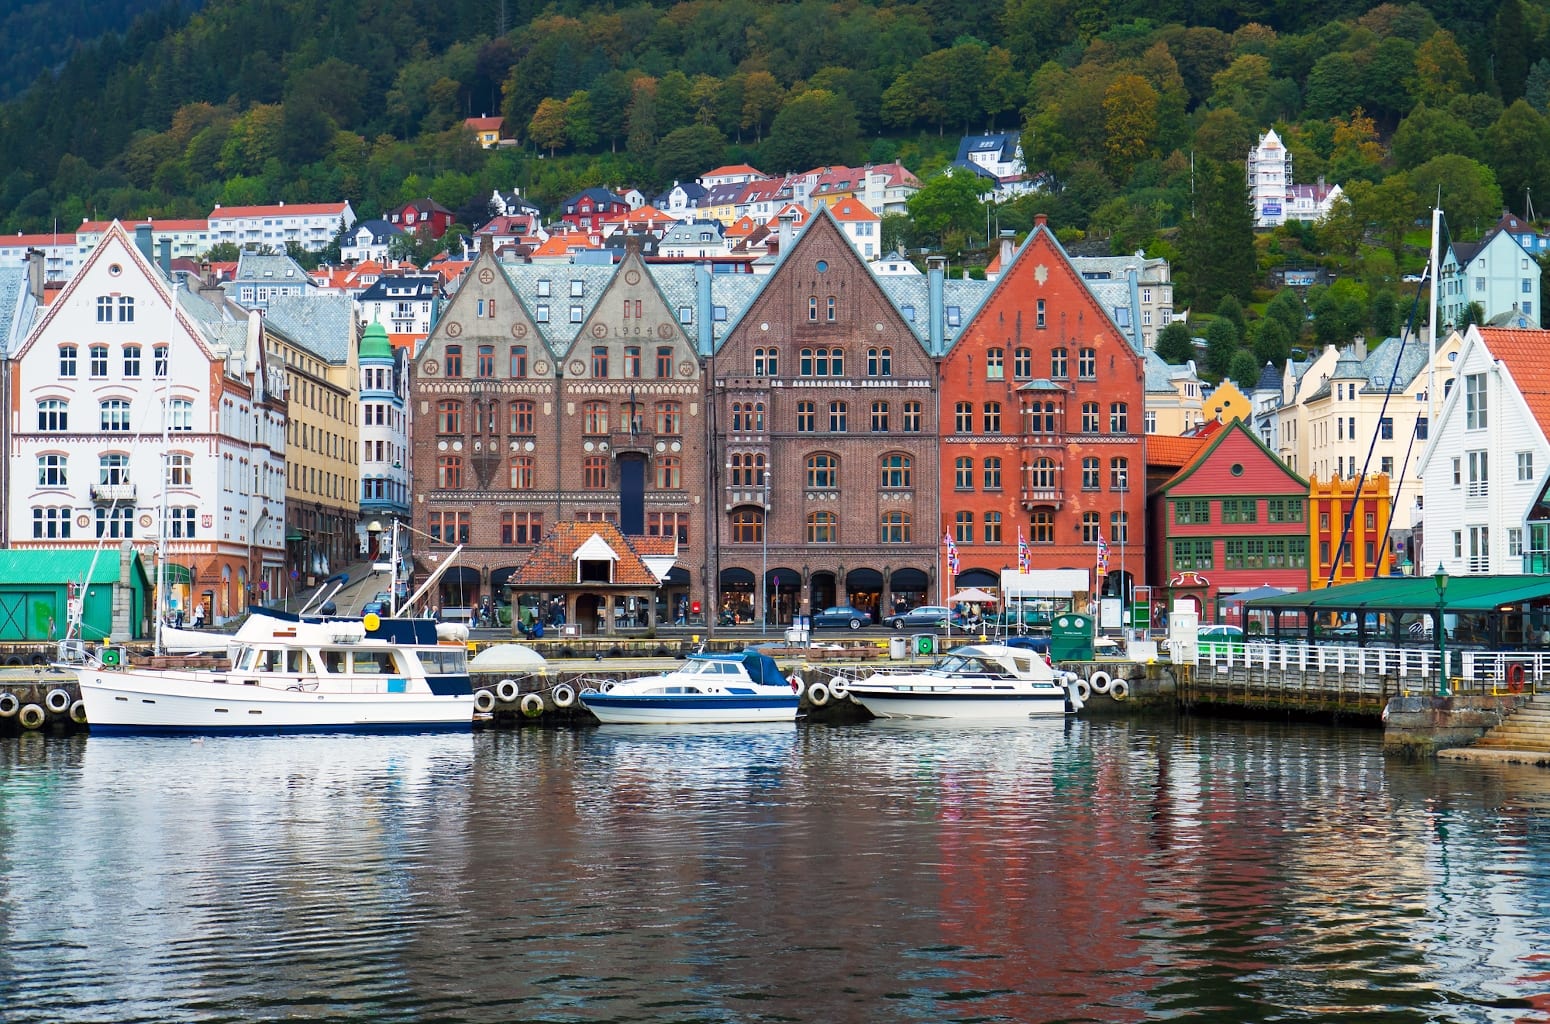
[829, 677, 850, 701]
[45, 688, 72, 714]
[495, 679, 519, 703]
[0, 692, 18, 718]
[1507, 662, 1526, 694]
[1110, 679, 1130, 701]
[69, 700, 89, 725]
[1072, 679, 1092, 704]
[807, 681, 831, 707]
[1090, 670, 1112, 694]
[4, 656, 21, 667]
[18, 703, 45, 730]
[599, 680, 617, 694]
[474, 689, 497, 714]
[520, 693, 545, 717]
[551, 683, 576, 708]
[787, 673, 805, 696]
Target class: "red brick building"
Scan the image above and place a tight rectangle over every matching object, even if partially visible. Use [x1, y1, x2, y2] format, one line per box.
[408, 236, 707, 626]
[1148, 419, 1310, 623]
[708, 207, 939, 624]
[940, 215, 1146, 600]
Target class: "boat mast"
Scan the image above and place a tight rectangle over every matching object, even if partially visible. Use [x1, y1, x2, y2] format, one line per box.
[153, 279, 176, 656]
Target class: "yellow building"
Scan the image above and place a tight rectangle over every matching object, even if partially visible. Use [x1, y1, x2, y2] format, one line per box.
[1143, 353, 1207, 435]
[262, 295, 362, 585]
[1308, 473, 1394, 587]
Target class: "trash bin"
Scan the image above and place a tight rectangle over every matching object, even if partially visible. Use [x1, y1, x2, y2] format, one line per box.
[913, 633, 937, 657]
[889, 636, 908, 660]
[1050, 613, 1093, 662]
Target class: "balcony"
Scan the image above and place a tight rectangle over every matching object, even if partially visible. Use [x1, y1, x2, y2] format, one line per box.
[610, 428, 655, 456]
[91, 483, 136, 502]
[1020, 487, 1063, 511]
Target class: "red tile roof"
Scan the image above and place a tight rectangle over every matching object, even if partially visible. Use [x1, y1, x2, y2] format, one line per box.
[1146, 433, 1210, 469]
[509, 522, 662, 587]
[209, 202, 350, 219]
[1480, 327, 1550, 436]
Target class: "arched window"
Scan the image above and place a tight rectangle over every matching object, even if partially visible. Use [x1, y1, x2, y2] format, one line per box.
[954, 402, 974, 433]
[983, 511, 1002, 544]
[89, 344, 108, 377]
[880, 453, 912, 489]
[38, 399, 68, 431]
[806, 453, 839, 489]
[807, 511, 837, 543]
[982, 401, 1001, 433]
[1109, 402, 1129, 433]
[1081, 402, 1100, 433]
[986, 348, 1004, 379]
[880, 511, 912, 543]
[123, 344, 142, 377]
[732, 507, 764, 542]
[36, 454, 67, 487]
[954, 510, 973, 543]
[1082, 457, 1101, 489]
[867, 347, 893, 376]
[826, 295, 837, 321]
[1030, 458, 1057, 489]
[100, 399, 131, 432]
[1110, 457, 1129, 491]
[436, 400, 462, 433]
[1082, 511, 1101, 543]
[807, 296, 818, 321]
[1014, 347, 1033, 379]
[1031, 510, 1054, 543]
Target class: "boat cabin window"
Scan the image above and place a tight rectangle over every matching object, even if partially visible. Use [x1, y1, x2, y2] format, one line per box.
[418, 649, 467, 675]
[252, 649, 281, 672]
[322, 650, 346, 673]
[1010, 656, 1031, 674]
[286, 650, 310, 673]
[350, 650, 401, 674]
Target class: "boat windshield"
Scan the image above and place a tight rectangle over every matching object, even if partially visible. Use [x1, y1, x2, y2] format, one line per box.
[680, 659, 741, 676]
[419, 649, 468, 674]
[931, 655, 1006, 676]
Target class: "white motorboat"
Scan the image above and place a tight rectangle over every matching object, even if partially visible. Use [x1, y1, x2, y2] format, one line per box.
[845, 643, 1082, 720]
[77, 608, 475, 735]
[579, 650, 801, 725]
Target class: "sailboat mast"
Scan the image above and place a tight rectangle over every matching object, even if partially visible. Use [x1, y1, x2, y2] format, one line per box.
[1427, 205, 1441, 431]
[153, 279, 176, 656]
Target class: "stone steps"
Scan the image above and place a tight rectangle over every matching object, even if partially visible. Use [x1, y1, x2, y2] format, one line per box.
[1473, 697, 1550, 753]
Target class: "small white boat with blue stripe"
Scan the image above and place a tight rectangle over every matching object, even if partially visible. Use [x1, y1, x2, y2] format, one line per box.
[846, 644, 1082, 720]
[78, 608, 475, 735]
[579, 650, 801, 725]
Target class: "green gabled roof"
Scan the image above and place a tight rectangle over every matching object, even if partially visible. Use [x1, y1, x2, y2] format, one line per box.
[0, 549, 151, 586]
[1251, 574, 1550, 613]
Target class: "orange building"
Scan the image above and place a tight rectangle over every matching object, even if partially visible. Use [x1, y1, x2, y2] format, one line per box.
[938, 215, 1147, 599]
[1308, 474, 1395, 587]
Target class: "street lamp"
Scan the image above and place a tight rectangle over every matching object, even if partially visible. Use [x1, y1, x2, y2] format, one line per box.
[1433, 562, 1449, 697]
[760, 475, 769, 635]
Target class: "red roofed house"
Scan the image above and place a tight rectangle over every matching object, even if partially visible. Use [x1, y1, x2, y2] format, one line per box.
[828, 199, 881, 259]
[1148, 418, 1309, 624]
[465, 115, 504, 148]
[504, 521, 674, 634]
[388, 198, 455, 239]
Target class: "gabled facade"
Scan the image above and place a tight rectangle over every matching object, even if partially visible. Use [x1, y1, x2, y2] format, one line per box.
[1419, 325, 1550, 576]
[941, 214, 1146, 605]
[560, 189, 630, 232]
[340, 219, 403, 264]
[657, 219, 727, 258]
[388, 198, 455, 239]
[1308, 473, 1394, 586]
[9, 221, 287, 622]
[1149, 419, 1309, 622]
[829, 199, 881, 259]
[952, 132, 1033, 199]
[710, 207, 939, 623]
[231, 251, 315, 310]
[465, 116, 504, 148]
[1247, 129, 1293, 228]
[356, 273, 443, 335]
[1440, 225, 1540, 330]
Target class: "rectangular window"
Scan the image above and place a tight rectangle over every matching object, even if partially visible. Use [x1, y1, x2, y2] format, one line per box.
[1465, 372, 1487, 429]
[902, 402, 921, 432]
[500, 512, 544, 545]
[1519, 452, 1534, 482]
[1221, 498, 1258, 524]
[1266, 498, 1304, 523]
[1467, 450, 1489, 497]
[1173, 499, 1211, 525]
[1379, 417, 1393, 440]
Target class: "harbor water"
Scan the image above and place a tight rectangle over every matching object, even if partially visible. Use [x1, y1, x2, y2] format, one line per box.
[3, 718, 1549, 1023]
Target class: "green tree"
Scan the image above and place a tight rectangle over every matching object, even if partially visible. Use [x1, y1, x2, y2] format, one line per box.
[1228, 349, 1261, 389]
[1495, 0, 1530, 104]
[1484, 100, 1550, 211]
[564, 92, 597, 152]
[1204, 317, 1240, 380]
[1177, 158, 1255, 308]
[1102, 74, 1158, 182]
[880, 213, 913, 256]
[1407, 153, 1503, 238]
[528, 97, 569, 157]
[1527, 59, 1550, 114]
[906, 167, 991, 243]
[1304, 51, 1364, 119]
[1390, 104, 1479, 169]
[1414, 30, 1473, 106]
[1215, 294, 1246, 336]
[1155, 320, 1196, 365]
[1253, 317, 1292, 367]
[741, 71, 784, 143]
[1370, 290, 1400, 338]
[655, 125, 726, 186]
[1266, 288, 1307, 340]
[1357, 175, 1421, 254]
[763, 89, 860, 172]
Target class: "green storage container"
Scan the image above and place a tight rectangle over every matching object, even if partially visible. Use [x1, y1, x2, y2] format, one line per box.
[1050, 613, 1093, 662]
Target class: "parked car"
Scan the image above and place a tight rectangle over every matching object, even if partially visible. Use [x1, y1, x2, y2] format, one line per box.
[1196, 623, 1246, 653]
[884, 605, 962, 630]
[813, 605, 872, 629]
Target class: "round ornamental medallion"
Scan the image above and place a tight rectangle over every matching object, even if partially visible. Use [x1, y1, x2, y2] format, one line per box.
[511, 323, 528, 339]
[445, 321, 463, 338]
[678, 360, 695, 377]
[624, 269, 641, 285]
[76, 514, 90, 528]
[657, 322, 674, 339]
[424, 359, 439, 375]
[478, 268, 495, 284]
[139, 514, 153, 528]
[533, 360, 550, 375]
[569, 359, 586, 376]
[591, 323, 608, 338]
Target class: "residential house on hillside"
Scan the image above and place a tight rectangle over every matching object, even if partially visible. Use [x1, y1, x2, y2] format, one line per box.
[654, 181, 707, 218]
[1438, 218, 1540, 330]
[490, 187, 541, 219]
[231, 251, 315, 310]
[388, 198, 455, 240]
[697, 180, 749, 225]
[940, 213, 1147, 606]
[1494, 210, 1550, 256]
[8, 222, 287, 621]
[1247, 130, 1342, 228]
[952, 132, 1034, 200]
[464, 116, 504, 148]
[474, 213, 546, 255]
[859, 162, 921, 216]
[828, 199, 881, 259]
[1420, 325, 1550, 577]
[701, 164, 765, 188]
[1149, 419, 1310, 623]
[356, 273, 443, 335]
[0, 232, 80, 281]
[1144, 352, 1207, 436]
[560, 189, 631, 232]
[340, 219, 403, 264]
[78, 219, 211, 269]
[208, 201, 355, 253]
[657, 219, 727, 258]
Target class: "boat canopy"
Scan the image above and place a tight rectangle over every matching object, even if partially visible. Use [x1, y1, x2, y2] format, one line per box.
[684, 650, 788, 688]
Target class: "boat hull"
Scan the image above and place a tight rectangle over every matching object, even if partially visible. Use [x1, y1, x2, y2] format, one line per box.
[846, 686, 1070, 720]
[579, 693, 799, 726]
[79, 670, 474, 735]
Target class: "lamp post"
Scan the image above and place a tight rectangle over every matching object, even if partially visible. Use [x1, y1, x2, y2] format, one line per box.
[1434, 562, 1449, 697]
[760, 475, 769, 635]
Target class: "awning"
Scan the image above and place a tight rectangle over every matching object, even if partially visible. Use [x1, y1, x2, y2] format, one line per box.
[846, 568, 883, 590]
[720, 567, 755, 586]
[955, 568, 999, 588]
[285, 530, 305, 542]
[160, 563, 193, 584]
[1251, 575, 1550, 614]
[890, 568, 929, 590]
[1221, 585, 1289, 607]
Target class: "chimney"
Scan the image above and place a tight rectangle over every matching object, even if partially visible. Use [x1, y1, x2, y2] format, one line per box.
[999, 229, 1015, 269]
[25, 248, 44, 301]
[778, 210, 795, 252]
[159, 237, 172, 276]
[926, 256, 946, 356]
[1034, 213, 1048, 229]
[480, 233, 493, 255]
[134, 223, 154, 263]
[696, 263, 714, 357]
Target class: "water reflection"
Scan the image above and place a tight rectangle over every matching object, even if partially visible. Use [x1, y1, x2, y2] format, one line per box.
[2, 722, 1550, 1022]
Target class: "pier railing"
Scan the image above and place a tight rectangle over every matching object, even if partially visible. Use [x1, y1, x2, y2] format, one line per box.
[1182, 642, 1544, 716]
